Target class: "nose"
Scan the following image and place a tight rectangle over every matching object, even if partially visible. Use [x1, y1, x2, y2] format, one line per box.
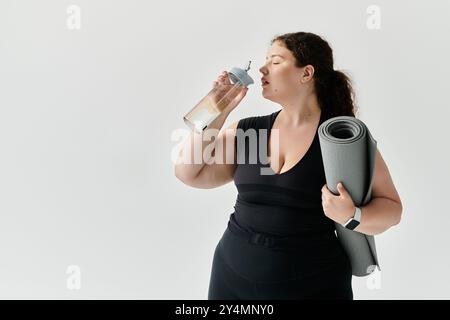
[259, 65, 267, 75]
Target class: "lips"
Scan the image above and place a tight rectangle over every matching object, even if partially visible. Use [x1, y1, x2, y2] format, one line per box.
[261, 78, 270, 86]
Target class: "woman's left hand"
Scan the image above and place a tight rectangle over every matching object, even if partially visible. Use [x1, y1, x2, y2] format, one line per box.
[321, 182, 356, 225]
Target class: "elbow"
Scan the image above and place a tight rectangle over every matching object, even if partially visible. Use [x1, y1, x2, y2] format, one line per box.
[174, 165, 182, 181]
[174, 166, 189, 182]
[370, 201, 403, 236]
[174, 165, 182, 180]
[174, 165, 202, 188]
[174, 165, 190, 184]
[392, 201, 403, 226]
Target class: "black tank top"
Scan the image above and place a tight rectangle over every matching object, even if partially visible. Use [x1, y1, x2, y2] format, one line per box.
[232, 108, 335, 237]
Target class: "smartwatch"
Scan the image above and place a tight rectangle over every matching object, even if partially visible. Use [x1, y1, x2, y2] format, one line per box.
[343, 206, 361, 230]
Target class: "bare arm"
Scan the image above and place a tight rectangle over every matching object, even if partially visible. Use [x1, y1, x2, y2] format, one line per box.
[174, 70, 247, 189]
[174, 109, 239, 188]
[354, 148, 403, 235]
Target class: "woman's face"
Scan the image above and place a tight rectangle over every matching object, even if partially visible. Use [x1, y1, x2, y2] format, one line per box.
[259, 41, 308, 103]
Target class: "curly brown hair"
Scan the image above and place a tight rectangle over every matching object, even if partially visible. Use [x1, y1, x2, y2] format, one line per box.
[271, 32, 358, 118]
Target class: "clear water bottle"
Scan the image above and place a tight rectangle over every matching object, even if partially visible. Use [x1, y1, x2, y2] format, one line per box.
[183, 61, 254, 133]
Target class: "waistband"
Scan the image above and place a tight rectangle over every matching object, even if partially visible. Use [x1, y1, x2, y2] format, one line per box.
[227, 213, 335, 249]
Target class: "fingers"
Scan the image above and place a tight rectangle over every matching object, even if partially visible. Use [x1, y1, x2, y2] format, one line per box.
[231, 86, 248, 103]
[217, 71, 231, 84]
[211, 69, 248, 107]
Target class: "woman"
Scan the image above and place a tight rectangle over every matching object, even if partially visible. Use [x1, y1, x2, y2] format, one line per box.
[175, 32, 403, 299]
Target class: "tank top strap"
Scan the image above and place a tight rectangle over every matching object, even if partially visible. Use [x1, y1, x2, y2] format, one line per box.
[234, 111, 279, 160]
[237, 113, 273, 132]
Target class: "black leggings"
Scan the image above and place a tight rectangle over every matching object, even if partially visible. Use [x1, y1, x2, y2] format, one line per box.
[208, 225, 353, 300]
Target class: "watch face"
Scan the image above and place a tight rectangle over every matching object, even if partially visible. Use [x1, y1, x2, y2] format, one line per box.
[346, 220, 360, 230]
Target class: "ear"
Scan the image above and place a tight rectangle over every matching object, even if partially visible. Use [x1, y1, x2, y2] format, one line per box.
[301, 65, 315, 83]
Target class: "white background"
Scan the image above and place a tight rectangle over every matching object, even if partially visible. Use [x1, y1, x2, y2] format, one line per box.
[0, 0, 449, 299]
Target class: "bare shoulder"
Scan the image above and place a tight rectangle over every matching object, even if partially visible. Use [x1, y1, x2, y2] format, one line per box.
[226, 119, 239, 130]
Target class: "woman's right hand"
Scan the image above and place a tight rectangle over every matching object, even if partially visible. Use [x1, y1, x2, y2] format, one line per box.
[210, 71, 248, 114]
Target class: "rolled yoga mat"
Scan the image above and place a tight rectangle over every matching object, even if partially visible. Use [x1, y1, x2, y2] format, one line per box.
[318, 116, 381, 277]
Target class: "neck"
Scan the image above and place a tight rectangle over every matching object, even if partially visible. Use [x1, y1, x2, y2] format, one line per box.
[278, 93, 321, 127]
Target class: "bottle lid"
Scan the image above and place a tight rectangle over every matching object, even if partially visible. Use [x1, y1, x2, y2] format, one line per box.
[228, 60, 254, 87]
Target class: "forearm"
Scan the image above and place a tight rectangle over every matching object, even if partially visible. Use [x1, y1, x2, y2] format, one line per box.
[175, 109, 231, 181]
[354, 197, 403, 236]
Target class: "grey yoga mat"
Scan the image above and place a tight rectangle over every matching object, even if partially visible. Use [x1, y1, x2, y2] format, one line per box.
[318, 115, 381, 277]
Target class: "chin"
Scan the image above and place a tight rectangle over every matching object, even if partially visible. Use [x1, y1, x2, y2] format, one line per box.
[262, 90, 275, 102]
